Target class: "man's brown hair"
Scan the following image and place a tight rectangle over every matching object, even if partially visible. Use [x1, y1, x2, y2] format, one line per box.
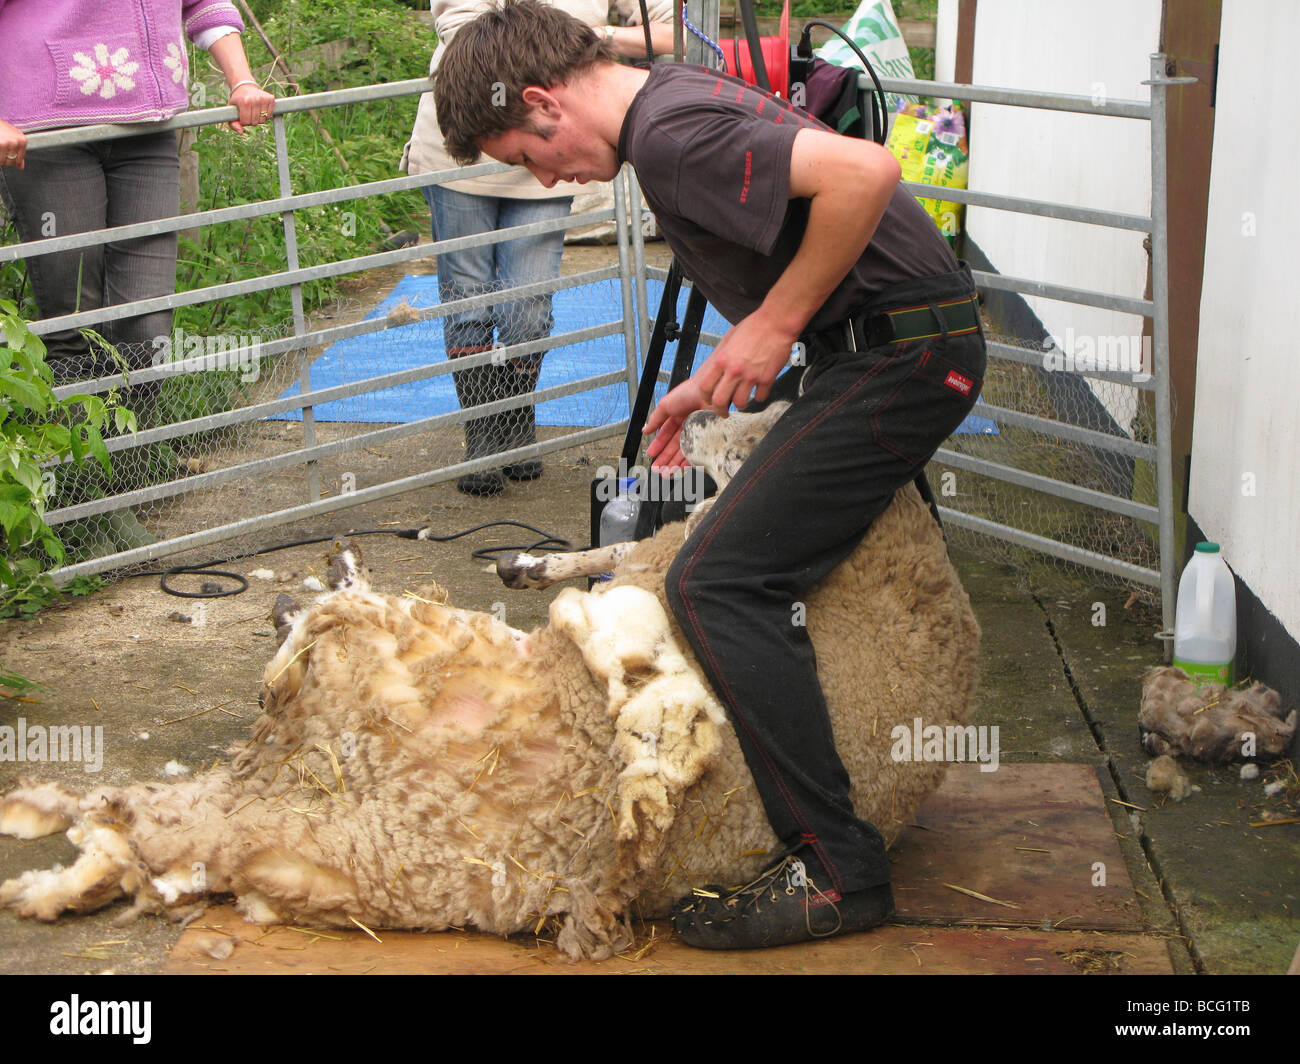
[434, 0, 616, 165]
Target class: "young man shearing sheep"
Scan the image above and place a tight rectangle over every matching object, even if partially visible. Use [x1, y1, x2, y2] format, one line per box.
[434, 0, 986, 949]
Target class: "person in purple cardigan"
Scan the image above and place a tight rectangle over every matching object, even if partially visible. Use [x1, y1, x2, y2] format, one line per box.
[0, 0, 274, 552]
[0, 0, 275, 389]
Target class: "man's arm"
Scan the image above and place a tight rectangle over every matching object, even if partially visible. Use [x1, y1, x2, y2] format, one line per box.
[645, 128, 901, 469]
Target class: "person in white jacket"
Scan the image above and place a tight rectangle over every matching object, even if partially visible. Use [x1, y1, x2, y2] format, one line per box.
[405, 0, 673, 496]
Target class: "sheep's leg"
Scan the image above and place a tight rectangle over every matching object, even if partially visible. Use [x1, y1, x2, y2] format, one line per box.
[326, 535, 370, 592]
[0, 780, 82, 839]
[0, 813, 139, 921]
[496, 542, 635, 590]
[272, 593, 302, 648]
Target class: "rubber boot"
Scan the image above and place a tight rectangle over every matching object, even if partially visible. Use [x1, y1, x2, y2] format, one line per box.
[499, 352, 544, 482]
[449, 344, 505, 497]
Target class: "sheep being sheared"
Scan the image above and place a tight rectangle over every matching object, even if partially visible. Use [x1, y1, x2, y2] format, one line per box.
[0, 403, 981, 959]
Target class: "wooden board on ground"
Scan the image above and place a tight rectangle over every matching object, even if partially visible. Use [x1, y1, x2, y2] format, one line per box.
[165, 909, 1173, 975]
[890, 763, 1144, 931]
[165, 762, 1162, 974]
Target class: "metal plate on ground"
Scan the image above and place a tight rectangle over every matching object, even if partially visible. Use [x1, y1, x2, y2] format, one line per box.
[889, 763, 1144, 931]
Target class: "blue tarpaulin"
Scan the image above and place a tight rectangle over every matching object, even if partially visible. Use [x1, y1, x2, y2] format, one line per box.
[272, 274, 997, 436]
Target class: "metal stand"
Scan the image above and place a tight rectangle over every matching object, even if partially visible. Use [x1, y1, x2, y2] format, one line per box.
[589, 258, 710, 550]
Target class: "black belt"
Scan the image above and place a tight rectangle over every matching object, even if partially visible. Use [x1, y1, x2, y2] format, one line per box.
[804, 292, 981, 355]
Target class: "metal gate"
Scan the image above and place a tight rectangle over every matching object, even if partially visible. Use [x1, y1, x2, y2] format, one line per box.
[5, 56, 1186, 635]
[879, 57, 1188, 634]
[3, 80, 643, 585]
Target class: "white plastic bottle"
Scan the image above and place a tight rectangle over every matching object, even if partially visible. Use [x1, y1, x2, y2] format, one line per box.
[595, 477, 640, 582]
[1172, 541, 1237, 686]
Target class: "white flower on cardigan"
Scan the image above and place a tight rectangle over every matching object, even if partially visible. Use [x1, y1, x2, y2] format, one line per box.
[69, 44, 142, 100]
[162, 41, 188, 85]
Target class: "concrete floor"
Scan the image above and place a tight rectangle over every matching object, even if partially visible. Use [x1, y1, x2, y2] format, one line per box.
[1, 452, 1296, 977]
[1, 239, 1295, 978]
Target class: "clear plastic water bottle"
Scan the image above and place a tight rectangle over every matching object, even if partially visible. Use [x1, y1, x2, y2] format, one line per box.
[599, 476, 640, 547]
[595, 477, 640, 582]
[1172, 542, 1237, 686]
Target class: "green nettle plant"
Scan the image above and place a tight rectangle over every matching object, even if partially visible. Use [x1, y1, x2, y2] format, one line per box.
[175, 0, 431, 343]
[0, 299, 131, 620]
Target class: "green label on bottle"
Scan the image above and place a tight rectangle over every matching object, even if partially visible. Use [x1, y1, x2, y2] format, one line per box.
[1173, 658, 1234, 686]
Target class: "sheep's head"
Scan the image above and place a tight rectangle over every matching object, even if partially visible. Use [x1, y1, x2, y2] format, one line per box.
[680, 402, 790, 484]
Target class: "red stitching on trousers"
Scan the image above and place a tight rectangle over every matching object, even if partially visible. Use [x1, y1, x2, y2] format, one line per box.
[672, 356, 893, 896]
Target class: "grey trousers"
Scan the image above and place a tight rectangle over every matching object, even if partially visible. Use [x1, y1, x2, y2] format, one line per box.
[0, 128, 180, 384]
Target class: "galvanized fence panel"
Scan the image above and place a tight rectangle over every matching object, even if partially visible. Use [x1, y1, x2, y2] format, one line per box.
[876, 61, 1185, 637]
[631, 61, 1183, 636]
[5, 61, 1188, 638]
[2, 81, 643, 583]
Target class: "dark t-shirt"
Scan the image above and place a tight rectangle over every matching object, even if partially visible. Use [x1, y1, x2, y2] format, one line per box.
[617, 64, 957, 330]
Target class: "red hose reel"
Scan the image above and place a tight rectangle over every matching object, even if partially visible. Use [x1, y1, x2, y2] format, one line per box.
[719, 0, 792, 98]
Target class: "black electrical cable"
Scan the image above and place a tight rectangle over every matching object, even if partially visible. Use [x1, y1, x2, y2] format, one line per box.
[412, 520, 573, 563]
[799, 20, 890, 146]
[134, 521, 574, 600]
[636, 0, 655, 65]
[737, 0, 771, 93]
[159, 568, 248, 599]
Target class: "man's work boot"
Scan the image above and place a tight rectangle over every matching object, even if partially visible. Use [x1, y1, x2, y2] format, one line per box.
[670, 851, 895, 950]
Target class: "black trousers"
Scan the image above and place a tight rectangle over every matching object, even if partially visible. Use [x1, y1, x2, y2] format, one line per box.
[665, 263, 987, 896]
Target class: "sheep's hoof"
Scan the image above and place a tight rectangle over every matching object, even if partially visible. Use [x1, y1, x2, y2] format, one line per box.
[496, 552, 550, 590]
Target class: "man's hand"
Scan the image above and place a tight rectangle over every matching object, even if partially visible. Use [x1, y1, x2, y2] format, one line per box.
[644, 378, 707, 471]
[643, 308, 798, 470]
[693, 309, 799, 414]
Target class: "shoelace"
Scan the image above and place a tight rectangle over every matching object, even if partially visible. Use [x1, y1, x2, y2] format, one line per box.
[782, 858, 844, 938]
[695, 857, 845, 937]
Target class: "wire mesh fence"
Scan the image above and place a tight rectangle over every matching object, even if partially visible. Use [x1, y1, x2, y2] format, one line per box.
[0, 76, 644, 583]
[4, 62, 1183, 629]
[37, 265, 640, 579]
[931, 326, 1164, 604]
[872, 58, 1183, 631]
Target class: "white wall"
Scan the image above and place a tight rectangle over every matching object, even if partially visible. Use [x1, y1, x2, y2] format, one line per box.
[934, 0, 958, 108]
[935, 0, 958, 84]
[963, 0, 1161, 429]
[1190, 0, 1300, 636]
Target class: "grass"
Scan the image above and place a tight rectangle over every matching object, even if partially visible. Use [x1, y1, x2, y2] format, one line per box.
[174, 0, 432, 342]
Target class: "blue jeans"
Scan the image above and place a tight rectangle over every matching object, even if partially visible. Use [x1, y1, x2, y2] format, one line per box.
[425, 185, 572, 353]
[0, 128, 179, 383]
[665, 264, 988, 896]
[424, 185, 572, 464]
